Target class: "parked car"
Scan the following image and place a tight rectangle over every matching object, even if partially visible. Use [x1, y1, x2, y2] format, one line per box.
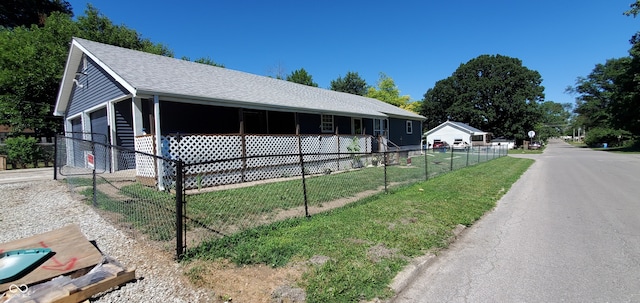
[432, 140, 449, 150]
[452, 140, 470, 150]
[528, 142, 542, 150]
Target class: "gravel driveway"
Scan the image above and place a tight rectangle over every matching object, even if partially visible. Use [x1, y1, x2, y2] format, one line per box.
[0, 179, 213, 302]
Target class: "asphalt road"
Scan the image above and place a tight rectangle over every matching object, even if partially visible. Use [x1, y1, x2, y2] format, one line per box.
[0, 167, 54, 185]
[394, 139, 640, 302]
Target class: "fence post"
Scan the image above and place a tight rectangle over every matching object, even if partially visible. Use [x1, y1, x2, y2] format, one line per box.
[466, 146, 470, 167]
[449, 146, 454, 171]
[241, 133, 247, 183]
[384, 152, 388, 193]
[298, 133, 310, 217]
[91, 141, 97, 207]
[175, 160, 184, 260]
[424, 149, 428, 181]
[53, 134, 58, 180]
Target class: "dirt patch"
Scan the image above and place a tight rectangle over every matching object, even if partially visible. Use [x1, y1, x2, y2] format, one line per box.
[367, 243, 402, 263]
[183, 259, 305, 303]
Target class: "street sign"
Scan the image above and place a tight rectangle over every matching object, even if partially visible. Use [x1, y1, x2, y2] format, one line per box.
[528, 130, 536, 138]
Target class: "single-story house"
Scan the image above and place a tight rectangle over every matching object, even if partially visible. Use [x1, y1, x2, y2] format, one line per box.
[54, 37, 425, 187]
[423, 121, 491, 148]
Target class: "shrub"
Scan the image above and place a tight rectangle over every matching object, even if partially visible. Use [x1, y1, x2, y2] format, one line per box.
[5, 136, 40, 168]
[584, 127, 628, 147]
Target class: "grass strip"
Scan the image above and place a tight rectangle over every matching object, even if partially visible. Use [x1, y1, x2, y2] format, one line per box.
[185, 156, 533, 302]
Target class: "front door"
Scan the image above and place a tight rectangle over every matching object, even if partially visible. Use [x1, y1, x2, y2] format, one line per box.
[352, 118, 362, 135]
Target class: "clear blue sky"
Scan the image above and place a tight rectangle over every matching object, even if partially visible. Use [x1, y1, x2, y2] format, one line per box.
[68, 0, 638, 105]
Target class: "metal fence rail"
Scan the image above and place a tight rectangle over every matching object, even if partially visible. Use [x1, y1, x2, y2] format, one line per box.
[55, 134, 507, 259]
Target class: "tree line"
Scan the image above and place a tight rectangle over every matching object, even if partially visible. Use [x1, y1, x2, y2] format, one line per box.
[565, 1, 640, 148]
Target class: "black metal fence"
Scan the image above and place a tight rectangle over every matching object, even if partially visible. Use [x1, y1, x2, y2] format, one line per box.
[55, 134, 507, 259]
[54, 134, 184, 257]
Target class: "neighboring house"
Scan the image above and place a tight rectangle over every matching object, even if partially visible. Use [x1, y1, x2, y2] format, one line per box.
[423, 121, 491, 148]
[54, 37, 425, 187]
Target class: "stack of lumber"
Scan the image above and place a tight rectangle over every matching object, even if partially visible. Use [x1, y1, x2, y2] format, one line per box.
[0, 225, 135, 303]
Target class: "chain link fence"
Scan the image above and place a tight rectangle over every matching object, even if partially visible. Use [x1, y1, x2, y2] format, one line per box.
[182, 145, 508, 253]
[55, 134, 507, 259]
[55, 134, 184, 256]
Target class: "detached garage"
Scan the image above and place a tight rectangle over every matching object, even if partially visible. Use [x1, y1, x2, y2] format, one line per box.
[424, 121, 491, 148]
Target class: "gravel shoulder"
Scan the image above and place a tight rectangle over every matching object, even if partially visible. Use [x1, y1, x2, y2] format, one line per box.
[0, 180, 213, 302]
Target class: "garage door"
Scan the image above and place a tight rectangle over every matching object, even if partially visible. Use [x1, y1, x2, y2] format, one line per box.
[90, 108, 110, 172]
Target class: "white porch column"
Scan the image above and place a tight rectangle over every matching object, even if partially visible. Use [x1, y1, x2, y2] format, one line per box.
[153, 95, 165, 190]
[81, 111, 91, 141]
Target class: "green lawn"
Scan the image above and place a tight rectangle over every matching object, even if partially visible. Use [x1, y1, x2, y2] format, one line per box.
[185, 156, 533, 302]
[184, 149, 502, 235]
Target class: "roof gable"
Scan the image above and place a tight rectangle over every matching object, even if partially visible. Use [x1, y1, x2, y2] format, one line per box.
[55, 38, 425, 121]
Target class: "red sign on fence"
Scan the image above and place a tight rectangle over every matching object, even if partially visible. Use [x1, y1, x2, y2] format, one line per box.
[87, 153, 94, 169]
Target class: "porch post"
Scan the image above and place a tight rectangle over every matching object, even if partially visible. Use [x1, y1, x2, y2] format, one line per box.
[153, 95, 165, 190]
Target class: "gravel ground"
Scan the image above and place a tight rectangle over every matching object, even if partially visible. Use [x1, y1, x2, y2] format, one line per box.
[0, 180, 214, 302]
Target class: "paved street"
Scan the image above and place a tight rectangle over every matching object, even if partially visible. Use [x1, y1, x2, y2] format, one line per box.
[0, 167, 54, 185]
[394, 139, 640, 302]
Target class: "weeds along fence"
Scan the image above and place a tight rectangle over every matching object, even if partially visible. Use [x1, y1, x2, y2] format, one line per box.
[54, 134, 507, 259]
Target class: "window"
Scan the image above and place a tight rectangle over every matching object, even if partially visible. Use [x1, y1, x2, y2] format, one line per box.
[373, 119, 388, 137]
[406, 121, 413, 134]
[321, 115, 333, 133]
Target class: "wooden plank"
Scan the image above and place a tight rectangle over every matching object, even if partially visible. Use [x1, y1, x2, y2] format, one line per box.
[0, 224, 102, 292]
[52, 269, 135, 303]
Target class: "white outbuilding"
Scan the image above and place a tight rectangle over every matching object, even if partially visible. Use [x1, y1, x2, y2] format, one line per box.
[423, 121, 491, 148]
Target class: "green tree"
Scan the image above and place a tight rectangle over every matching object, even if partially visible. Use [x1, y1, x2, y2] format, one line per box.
[0, 5, 174, 136]
[330, 71, 368, 96]
[566, 57, 631, 130]
[286, 68, 318, 87]
[615, 1, 640, 136]
[194, 56, 224, 68]
[366, 73, 410, 107]
[0, 0, 72, 28]
[0, 11, 77, 134]
[421, 54, 545, 140]
[76, 4, 172, 56]
[181, 56, 225, 68]
[535, 101, 572, 141]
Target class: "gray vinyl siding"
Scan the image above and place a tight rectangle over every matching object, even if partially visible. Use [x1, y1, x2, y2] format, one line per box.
[66, 56, 129, 118]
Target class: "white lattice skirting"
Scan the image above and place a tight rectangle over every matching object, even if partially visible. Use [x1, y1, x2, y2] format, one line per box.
[134, 134, 373, 189]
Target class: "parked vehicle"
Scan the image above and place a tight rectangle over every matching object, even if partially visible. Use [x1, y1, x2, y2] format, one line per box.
[452, 139, 470, 150]
[529, 142, 542, 150]
[432, 140, 449, 151]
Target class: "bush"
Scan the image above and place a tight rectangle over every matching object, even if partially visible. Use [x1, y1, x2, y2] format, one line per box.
[584, 127, 629, 147]
[5, 136, 40, 168]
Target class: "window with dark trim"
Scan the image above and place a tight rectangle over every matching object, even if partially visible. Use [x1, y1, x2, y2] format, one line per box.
[321, 114, 334, 133]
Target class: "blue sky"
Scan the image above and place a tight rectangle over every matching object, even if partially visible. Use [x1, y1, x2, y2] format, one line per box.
[68, 0, 638, 105]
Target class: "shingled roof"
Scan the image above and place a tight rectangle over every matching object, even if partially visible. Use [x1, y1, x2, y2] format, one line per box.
[55, 37, 425, 121]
